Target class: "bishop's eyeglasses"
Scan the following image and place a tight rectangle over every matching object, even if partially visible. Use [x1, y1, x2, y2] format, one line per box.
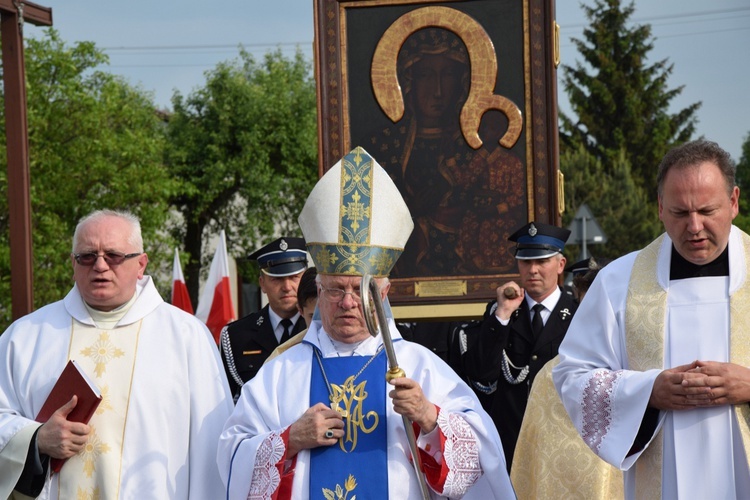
[319, 286, 362, 302]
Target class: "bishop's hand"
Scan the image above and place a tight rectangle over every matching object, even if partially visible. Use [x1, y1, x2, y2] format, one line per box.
[287, 403, 344, 458]
[388, 377, 437, 433]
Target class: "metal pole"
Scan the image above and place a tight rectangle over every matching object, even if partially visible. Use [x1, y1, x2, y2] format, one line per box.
[581, 215, 589, 260]
[361, 274, 431, 500]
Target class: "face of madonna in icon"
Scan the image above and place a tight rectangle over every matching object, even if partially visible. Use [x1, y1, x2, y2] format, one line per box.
[412, 54, 463, 128]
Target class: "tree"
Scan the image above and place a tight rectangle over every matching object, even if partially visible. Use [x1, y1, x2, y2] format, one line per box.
[560, 0, 700, 197]
[165, 48, 318, 304]
[562, 146, 662, 261]
[734, 132, 750, 233]
[0, 30, 176, 329]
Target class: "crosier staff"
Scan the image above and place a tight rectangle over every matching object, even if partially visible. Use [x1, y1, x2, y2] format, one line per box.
[361, 274, 430, 500]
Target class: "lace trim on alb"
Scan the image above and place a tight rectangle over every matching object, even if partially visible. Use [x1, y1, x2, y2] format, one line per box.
[248, 431, 286, 500]
[440, 412, 482, 497]
[580, 369, 621, 453]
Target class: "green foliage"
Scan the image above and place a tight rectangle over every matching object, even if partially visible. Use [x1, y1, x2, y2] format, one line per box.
[0, 30, 176, 328]
[734, 132, 750, 233]
[562, 146, 662, 261]
[560, 0, 700, 199]
[165, 48, 318, 303]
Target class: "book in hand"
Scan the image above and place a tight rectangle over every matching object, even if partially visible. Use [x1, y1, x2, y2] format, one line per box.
[35, 359, 102, 473]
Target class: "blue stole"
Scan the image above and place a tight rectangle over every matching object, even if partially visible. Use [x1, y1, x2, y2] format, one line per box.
[310, 350, 388, 499]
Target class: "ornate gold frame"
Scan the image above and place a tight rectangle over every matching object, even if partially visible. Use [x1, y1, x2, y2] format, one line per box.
[313, 0, 561, 319]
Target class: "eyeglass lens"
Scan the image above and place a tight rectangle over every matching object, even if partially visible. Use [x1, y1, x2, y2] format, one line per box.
[74, 252, 139, 266]
[323, 287, 361, 301]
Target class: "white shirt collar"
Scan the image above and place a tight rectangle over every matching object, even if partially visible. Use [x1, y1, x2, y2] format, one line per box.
[267, 307, 301, 342]
[526, 285, 562, 312]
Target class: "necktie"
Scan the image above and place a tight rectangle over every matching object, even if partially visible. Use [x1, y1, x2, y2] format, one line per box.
[531, 303, 545, 338]
[280, 318, 293, 343]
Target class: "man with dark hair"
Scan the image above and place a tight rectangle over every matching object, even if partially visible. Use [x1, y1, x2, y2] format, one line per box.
[220, 237, 308, 400]
[296, 266, 318, 326]
[554, 140, 750, 498]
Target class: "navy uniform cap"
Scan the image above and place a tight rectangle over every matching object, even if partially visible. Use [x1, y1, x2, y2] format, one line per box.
[248, 237, 308, 277]
[509, 222, 571, 260]
[565, 258, 594, 275]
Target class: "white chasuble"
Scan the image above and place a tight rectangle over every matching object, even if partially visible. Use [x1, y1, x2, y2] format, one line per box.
[57, 320, 141, 499]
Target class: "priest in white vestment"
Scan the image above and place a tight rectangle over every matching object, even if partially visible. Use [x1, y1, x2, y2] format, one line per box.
[553, 140, 750, 499]
[218, 147, 516, 499]
[0, 210, 234, 499]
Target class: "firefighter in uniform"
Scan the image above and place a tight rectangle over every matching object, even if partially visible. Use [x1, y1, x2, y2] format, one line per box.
[220, 237, 308, 400]
[462, 222, 576, 470]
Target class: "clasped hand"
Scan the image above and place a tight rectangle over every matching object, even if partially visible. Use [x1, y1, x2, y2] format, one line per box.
[649, 360, 750, 410]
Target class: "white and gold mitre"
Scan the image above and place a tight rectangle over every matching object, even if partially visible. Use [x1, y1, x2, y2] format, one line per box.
[298, 146, 413, 277]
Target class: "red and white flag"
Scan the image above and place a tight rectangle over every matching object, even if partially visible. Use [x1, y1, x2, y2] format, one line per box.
[196, 230, 236, 343]
[171, 248, 194, 314]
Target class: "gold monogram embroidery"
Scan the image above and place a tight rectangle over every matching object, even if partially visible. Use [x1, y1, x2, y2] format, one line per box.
[331, 377, 379, 452]
[314, 348, 384, 452]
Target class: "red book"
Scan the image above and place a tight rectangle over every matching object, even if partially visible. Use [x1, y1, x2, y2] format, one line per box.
[36, 359, 102, 473]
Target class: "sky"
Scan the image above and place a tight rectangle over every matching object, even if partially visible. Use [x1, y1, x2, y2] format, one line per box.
[34, 0, 750, 162]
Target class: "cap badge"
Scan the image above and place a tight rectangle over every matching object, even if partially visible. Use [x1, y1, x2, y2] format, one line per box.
[279, 239, 288, 252]
[528, 223, 538, 237]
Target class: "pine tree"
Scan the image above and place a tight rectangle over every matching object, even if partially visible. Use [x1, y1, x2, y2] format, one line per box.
[562, 146, 662, 261]
[560, 0, 701, 199]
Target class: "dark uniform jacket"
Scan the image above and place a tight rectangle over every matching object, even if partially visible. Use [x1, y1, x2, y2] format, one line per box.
[462, 288, 577, 470]
[220, 305, 306, 399]
[398, 321, 495, 408]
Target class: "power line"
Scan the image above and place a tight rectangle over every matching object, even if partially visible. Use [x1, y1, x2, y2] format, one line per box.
[103, 41, 310, 52]
[656, 25, 750, 39]
[560, 6, 750, 29]
[648, 12, 750, 28]
[100, 7, 747, 55]
[631, 6, 750, 23]
[98, 6, 747, 70]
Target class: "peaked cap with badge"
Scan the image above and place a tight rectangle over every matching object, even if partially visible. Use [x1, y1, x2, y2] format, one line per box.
[298, 146, 414, 277]
[248, 237, 308, 277]
[509, 222, 571, 260]
[565, 257, 596, 275]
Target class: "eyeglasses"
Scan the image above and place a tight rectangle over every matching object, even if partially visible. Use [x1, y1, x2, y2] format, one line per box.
[73, 251, 142, 266]
[319, 286, 362, 302]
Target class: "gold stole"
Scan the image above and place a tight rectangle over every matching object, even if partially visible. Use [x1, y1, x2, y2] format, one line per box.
[625, 233, 750, 498]
[58, 319, 141, 499]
